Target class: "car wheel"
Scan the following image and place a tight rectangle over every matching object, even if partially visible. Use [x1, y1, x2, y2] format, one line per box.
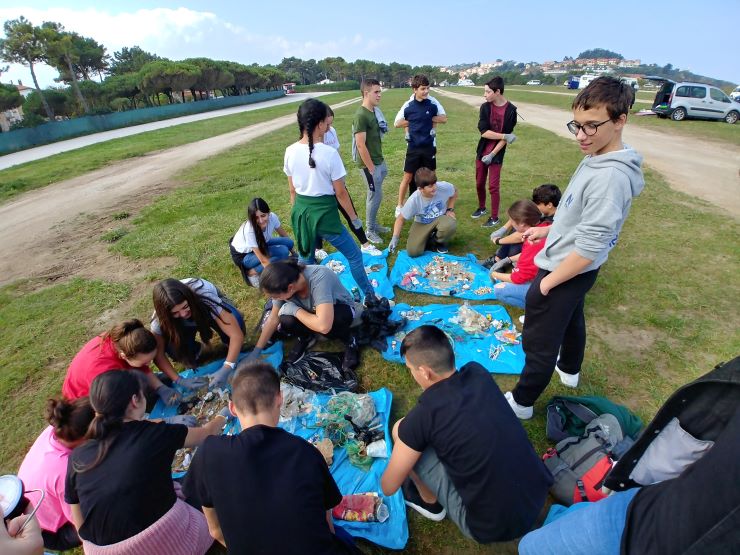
[671, 107, 687, 121]
[725, 111, 739, 124]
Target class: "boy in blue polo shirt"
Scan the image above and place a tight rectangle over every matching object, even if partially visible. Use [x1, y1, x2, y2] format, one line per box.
[394, 74, 447, 216]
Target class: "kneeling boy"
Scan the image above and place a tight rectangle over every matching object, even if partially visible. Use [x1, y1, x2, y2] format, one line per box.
[388, 168, 457, 256]
[184, 362, 355, 554]
[381, 325, 552, 543]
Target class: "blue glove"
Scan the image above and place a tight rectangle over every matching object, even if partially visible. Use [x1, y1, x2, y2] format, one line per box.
[481, 152, 495, 165]
[388, 235, 400, 253]
[176, 376, 208, 390]
[490, 257, 512, 272]
[218, 407, 234, 422]
[278, 302, 300, 318]
[245, 347, 263, 363]
[490, 226, 508, 240]
[209, 364, 234, 390]
[164, 414, 198, 427]
[429, 128, 436, 137]
[351, 217, 363, 230]
[156, 384, 181, 407]
[504, 133, 517, 144]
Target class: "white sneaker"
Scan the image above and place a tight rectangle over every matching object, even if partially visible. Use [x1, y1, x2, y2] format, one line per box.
[504, 391, 533, 420]
[361, 243, 383, 256]
[518, 315, 525, 325]
[314, 249, 328, 262]
[247, 274, 260, 288]
[555, 365, 579, 388]
[365, 230, 382, 244]
[394, 205, 402, 218]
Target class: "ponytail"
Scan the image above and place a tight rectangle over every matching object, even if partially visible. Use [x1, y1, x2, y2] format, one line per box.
[296, 99, 329, 170]
[103, 319, 157, 359]
[247, 198, 271, 257]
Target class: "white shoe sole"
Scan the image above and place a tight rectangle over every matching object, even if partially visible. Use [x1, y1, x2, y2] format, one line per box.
[505, 391, 533, 420]
[404, 499, 447, 522]
[555, 365, 579, 388]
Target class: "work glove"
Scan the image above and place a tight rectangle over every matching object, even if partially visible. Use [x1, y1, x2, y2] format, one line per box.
[218, 407, 235, 422]
[490, 257, 512, 272]
[156, 384, 181, 407]
[404, 130, 410, 143]
[176, 376, 209, 390]
[504, 133, 517, 144]
[388, 236, 400, 253]
[209, 365, 234, 391]
[490, 226, 508, 241]
[394, 205, 402, 218]
[351, 217, 363, 230]
[378, 120, 388, 133]
[164, 414, 198, 427]
[245, 346, 263, 363]
[481, 152, 495, 165]
[278, 302, 300, 318]
[429, 128, 436, 137]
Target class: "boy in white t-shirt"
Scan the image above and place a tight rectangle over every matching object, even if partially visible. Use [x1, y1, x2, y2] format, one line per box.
[388, 168, 458, 256]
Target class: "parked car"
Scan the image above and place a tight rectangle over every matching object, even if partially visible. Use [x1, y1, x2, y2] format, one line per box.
[526, 80, 541, 86]
[646, 76, 739, 124]
[730, 86, 740, 102]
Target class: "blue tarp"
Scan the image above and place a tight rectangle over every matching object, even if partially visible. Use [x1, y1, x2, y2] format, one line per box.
[321, 249, 394, 300]
[389, 250, 497, 300]
[150, 345, 408, 549]
[383, 303, 525, 374]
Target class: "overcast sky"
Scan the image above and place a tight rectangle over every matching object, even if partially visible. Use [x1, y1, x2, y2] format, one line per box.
[1, 0, 737, 88]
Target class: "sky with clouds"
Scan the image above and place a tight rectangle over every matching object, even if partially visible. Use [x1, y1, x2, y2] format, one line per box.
[1, 0, 737, 88]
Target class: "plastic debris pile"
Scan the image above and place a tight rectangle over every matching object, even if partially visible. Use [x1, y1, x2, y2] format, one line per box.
[332, 492, 390, 523]
[326, 260, 346, 274]
[365, 264, 384, 274]
[423, 256, 476, 292]
[172, 388, 230, 473]
[313, 437, 334, 465]
[280, 382, 316, 420]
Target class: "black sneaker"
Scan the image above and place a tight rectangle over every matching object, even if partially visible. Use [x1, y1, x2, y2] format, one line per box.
[470, 207, 487, 219]
[482, 217, 500, 228]
[436, 244, 449, 254]
[480, 256, 496, 269]
[402, 478, 446, 521]
[284, 335, 317, 364]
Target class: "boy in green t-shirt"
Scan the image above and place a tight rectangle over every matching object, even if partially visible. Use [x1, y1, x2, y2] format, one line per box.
[353, 79, 388, 244]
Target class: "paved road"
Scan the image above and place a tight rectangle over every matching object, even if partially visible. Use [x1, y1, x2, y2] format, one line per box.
[0, 92, 330, 170]
[435, 88, 740, 217]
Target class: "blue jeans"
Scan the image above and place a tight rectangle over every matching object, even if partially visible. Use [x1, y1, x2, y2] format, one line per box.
[495, 281, 531, 309]
[241, 237, 294, 273]
[300, 226, 374, 296]
[518, 488, 640, 555]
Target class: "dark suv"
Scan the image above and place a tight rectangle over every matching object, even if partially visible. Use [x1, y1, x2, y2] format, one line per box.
[647, 77, 739, 124]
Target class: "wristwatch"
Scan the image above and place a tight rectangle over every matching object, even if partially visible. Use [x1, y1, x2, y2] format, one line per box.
[446, 207, 455, 213]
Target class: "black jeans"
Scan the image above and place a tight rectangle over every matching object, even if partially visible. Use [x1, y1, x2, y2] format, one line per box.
[279, 303, 354, 343]
[512, 268, 599, 407]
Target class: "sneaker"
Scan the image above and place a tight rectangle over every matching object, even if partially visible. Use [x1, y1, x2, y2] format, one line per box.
[394, 205, 403, 218]
[479, 256, 496, 269]
[247, 274, 260, 288]
[518, 314, 525, 325]
[361, 243, 383, 256]
[482, 217, 500, 228]
[314, 249, 328, 262]
[284, 335, 317, 364]
[373, 224, 391, 234]
[436, 245, 449, 254]
[504, 391, 533, 420]
[365, 230, 382, 245]
[471, 207, 487, 219]
[402, 479, 446, 521]
[555, 365, 580, 388]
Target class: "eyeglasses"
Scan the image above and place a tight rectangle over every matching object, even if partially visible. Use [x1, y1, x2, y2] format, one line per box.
[566, 119, 612, 136]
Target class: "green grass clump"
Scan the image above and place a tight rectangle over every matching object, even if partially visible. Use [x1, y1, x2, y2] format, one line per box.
[0, 89, 738, 553]
[100, 227, 129, 243]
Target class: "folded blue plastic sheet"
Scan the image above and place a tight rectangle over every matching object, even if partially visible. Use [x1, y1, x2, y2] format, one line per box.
[320, 249, 395, 300]
[383, 303, 525, 374]
[389, 250, 497, 300]
[151, 348, 409, 549]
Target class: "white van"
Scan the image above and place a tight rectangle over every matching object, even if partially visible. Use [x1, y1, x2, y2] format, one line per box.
[578, 74, 598, 89]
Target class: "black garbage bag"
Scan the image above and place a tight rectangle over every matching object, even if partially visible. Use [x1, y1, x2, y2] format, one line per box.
[280, 351, 359, 392]
[356, 296, 406, 352]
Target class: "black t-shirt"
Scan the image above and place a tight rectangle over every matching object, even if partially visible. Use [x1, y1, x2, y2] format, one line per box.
[622, 408, 740, 554]
[398, 362, 552, 543]
[65, 420, 187, 545]
[183, 425, 348, 555]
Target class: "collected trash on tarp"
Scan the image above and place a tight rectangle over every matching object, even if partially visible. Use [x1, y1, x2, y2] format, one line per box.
[281, 351, 359, 392]
[333, 492, 390, 523]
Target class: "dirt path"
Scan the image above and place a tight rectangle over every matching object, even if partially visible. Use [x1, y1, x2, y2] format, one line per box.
[435, 88, 740, 217]
[0, 97, 360, 286]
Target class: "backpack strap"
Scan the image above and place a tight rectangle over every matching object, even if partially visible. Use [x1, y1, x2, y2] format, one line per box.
[576, 479, 589, 503]
[560, 399, 599, 425]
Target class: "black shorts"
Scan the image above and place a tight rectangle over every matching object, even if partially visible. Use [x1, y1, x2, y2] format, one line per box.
[403, 145, 437, 175]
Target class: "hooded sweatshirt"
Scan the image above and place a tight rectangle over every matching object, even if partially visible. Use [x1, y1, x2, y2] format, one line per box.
[535, 146, 644, 273]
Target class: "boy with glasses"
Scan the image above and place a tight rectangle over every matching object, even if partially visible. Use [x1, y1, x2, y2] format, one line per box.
[388, 167, 457, 256]
[505, 76, 644, 420]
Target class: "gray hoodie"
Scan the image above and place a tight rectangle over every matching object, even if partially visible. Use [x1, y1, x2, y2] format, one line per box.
[535, 145, 644, 273]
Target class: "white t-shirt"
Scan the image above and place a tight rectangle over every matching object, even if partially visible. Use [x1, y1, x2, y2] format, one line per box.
[324, 127, 340, 151]
[230, 212, 281, 254]
[150, 278, 223, 335]
[401, 181, 455, 224]
[283, 142, 346, 197]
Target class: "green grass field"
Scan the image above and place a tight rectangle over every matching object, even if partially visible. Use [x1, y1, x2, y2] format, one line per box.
[0, 91, 358, 203]
[1, 88, 739, 553]
[454, 85, 740, 146]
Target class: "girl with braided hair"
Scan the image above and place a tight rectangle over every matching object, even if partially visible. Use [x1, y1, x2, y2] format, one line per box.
[17, 397, 95, 551]
[64, 370, 225, 554]
[284, 98, 376, 301]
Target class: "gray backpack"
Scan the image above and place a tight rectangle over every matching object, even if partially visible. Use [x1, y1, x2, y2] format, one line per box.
[542, 413, 623, 506]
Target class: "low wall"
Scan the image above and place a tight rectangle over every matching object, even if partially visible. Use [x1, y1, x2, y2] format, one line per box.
[0, 90, 285, 155]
